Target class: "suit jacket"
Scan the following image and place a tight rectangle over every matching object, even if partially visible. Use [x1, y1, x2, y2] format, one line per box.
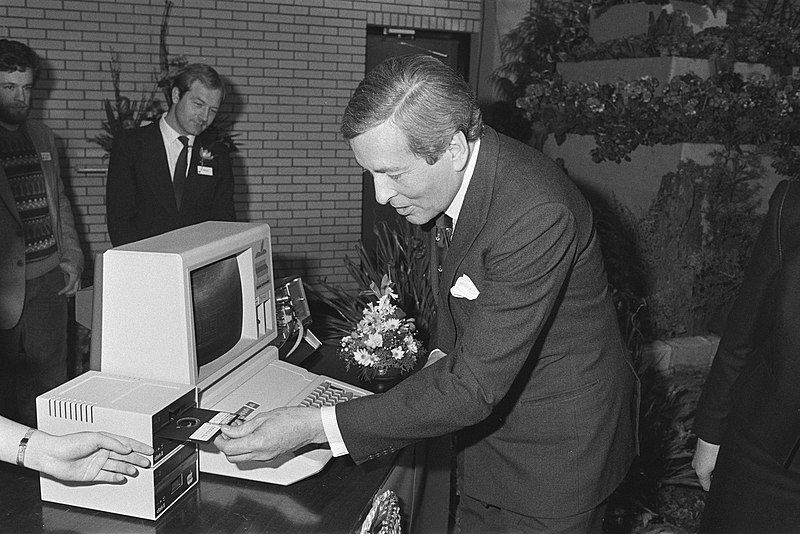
[694, 179, 800, 471]
[0, 120, 84, 329]
[106, 121, 235, 246]
[336, 128, 637, 517]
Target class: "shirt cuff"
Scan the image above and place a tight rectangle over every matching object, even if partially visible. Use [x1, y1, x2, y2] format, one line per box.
[321, 405, 349, 457]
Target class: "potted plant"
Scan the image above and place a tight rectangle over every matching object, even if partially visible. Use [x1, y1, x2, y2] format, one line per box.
[338, 275, 425, 382]
[561, 12, 800, 83]
[91, 0, 237, 157]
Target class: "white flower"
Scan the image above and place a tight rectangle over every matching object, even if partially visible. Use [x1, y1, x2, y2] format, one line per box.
[199, 147, 214, 164]
[353, 348, 376, 367]
[376, 295, 395, 314]
[365, 332, 383, 349]
[382, 317, 401, 332]
[338, 278, 423, 381]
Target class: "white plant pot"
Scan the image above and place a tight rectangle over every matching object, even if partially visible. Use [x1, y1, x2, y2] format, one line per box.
[589, 1, 727, 43]
[557, 58, 777, 85]
[542, 133, 783, 214]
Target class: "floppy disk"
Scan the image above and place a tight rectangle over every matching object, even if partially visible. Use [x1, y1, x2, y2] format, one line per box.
[158, 407, 238, 443]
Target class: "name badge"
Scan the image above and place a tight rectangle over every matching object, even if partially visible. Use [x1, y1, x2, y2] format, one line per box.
[40, 152, 52, 161]
[197, 165, 213, 176]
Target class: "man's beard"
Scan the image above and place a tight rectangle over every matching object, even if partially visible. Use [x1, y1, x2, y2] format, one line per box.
[0, 104, 30, 125]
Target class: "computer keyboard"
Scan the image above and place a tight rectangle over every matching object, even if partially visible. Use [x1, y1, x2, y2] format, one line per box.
[298, 380, 364, 408]
[199, 362, 371, 486]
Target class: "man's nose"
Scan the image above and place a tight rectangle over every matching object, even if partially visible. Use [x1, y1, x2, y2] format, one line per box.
[373, 174, 394, 205]
[13, 87, 26, 101]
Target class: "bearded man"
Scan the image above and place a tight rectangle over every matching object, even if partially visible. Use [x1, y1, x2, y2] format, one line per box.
[0, 39, 83, 427]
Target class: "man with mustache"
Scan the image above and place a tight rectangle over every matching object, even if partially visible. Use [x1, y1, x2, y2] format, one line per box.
[0, 39, 84, 426]
[106, 63, 235, 246]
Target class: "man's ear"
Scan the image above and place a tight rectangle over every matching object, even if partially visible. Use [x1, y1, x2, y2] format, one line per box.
[446, 131, 470, 172]
[171, 87, 181, 106]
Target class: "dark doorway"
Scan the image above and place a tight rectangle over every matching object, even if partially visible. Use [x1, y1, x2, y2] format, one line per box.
[360, 26, 471, 254]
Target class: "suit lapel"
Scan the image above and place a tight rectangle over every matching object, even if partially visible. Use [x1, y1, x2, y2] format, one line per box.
[441, 128, 499, 289]
[434, 129, 499, 347]
[142, 122, 180, 213]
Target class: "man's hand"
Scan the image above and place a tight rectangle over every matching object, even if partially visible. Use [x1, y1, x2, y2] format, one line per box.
[692, 438, 721, 491]
[213, 407, 327, 463]
[58, 262, 81, 296]
[26, 431, 153, 483]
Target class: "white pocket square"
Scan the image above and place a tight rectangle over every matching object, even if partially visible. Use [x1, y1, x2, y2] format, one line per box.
[450, 274, 480, 300]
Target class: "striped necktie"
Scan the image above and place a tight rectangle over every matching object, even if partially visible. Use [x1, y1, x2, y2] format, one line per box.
[431, 213, 453, 297]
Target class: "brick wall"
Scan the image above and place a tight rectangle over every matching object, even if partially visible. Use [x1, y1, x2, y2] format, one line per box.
[0, 0, 481, 288]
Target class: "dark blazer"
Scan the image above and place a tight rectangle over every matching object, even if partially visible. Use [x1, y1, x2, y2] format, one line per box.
[336, 128, 637, 517]
[106, 121, 235, 246]
[694, 179, 800, 471]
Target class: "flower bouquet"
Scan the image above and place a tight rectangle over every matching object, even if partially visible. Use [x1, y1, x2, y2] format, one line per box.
[339, 275, 424, 382]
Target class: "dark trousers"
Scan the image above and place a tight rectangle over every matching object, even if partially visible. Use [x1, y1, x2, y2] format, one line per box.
[458, 494, 606, 534]
[0, 268, 68, 427]
[700, 413, 800, 534]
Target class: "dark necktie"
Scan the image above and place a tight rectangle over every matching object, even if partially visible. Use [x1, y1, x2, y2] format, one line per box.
[431, 214, 453, 297]
[173, 135, 189, 210]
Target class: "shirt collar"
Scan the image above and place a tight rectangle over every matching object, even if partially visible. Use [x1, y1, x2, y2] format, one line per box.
[444, 137, 480, 230]
[159, 115, 195, 147]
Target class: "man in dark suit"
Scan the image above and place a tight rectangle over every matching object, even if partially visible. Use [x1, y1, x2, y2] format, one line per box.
[693, 179, 800, 532]
[105, 63, 235, 246]
[214, 55, 637, 532]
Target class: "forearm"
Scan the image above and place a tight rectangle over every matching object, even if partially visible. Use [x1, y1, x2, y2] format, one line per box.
[0, 417, 34, 466]
[54, 175, 84, 271]
[0, 417, 64, 474]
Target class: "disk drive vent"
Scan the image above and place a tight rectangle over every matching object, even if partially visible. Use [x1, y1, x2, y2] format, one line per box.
[48, 397, 94, 424]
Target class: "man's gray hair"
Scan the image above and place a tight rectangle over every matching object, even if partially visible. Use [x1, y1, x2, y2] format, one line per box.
[341, 54, 483, 164]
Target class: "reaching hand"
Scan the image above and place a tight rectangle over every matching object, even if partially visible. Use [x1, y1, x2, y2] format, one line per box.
[214, 407, 326, 463]
[692, 438, 721, 491]
[26, 431, 153, 483]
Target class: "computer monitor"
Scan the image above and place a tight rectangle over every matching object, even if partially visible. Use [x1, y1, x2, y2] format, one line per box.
[94, 221, 277, 402]
[87, 221, 372, 485]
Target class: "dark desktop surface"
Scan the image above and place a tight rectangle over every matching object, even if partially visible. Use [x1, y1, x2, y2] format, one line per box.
[0, 341, 402, 534]
[0, 454, 395, 534]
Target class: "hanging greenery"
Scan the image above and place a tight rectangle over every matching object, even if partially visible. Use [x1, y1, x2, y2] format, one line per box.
[91, 0, 237, 157]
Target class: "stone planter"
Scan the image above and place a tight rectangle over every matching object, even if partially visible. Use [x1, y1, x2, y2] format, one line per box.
[542, 133, 783, 213]
[642, 334, 719, 373]
[557, 56, 714, 85]
[557, 58, 777, 85]
[589, 1, 727, 43]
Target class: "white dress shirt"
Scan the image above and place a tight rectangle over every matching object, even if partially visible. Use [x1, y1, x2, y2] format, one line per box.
[159, 116, 195, 181]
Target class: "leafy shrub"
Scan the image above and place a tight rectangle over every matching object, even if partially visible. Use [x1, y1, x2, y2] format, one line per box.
[516, 70, 800, 178]
[594, 151, 763, 339]
[309, 217, 436, 348]
[567, 12, 800, 69]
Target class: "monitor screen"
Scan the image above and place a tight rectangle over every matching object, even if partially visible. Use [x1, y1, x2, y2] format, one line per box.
[191, 255, 243, 369]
